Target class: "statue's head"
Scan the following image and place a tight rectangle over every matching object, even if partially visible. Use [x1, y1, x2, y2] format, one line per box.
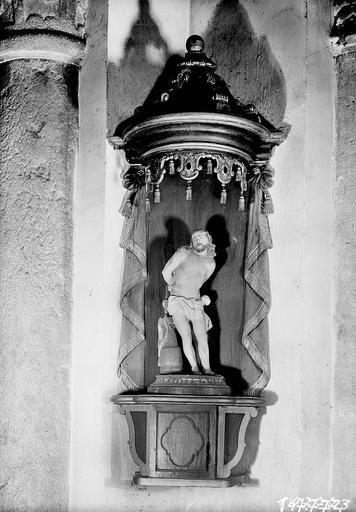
[191, 229, 216, 257]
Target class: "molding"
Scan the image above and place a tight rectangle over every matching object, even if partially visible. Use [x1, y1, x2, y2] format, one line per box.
[112, 394, 266, 408]
[119, 141, 253, 164]
[0, 32, 85, 65]
[111, 112, 285, 167]
[0, 0, 87, 65]
[119, 112, 285, 146]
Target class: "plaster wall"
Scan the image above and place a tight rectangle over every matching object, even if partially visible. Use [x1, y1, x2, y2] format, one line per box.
[333, 48, 356, 499]
[69, 0, 346, 511]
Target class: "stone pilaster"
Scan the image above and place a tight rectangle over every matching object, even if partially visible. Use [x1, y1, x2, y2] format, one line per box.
[0, 2, 86, 510]
[330, 0, 356, 499]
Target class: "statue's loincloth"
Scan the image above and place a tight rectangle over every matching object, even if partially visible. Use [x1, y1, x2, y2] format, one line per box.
[167, 295, 212, 331]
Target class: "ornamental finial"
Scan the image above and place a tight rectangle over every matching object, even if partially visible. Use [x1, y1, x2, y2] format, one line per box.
[186, 35, 204, 53]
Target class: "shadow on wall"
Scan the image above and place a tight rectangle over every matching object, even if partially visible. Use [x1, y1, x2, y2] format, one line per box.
[107, 0, 170, 134]
[107, 0, 287, 132]
[203, 0, 287, 128]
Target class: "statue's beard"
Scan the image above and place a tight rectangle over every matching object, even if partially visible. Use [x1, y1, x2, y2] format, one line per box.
[193, 243, 216, 257]
[194, 243, 206, 252]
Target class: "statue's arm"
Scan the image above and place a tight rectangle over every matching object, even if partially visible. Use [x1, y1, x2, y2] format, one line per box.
[204, 260, 216, 282]
[162, 249, 186, 285]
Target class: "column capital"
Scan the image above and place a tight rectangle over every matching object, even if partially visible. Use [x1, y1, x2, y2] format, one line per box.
[331, 1, 356, 54]
[0, 0, 88, 65]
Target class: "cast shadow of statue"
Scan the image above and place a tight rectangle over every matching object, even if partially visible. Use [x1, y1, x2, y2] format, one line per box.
[107, 0, 184, 134]
[201, 215, 249, 394]
[202, 216, 229, 371]
[203, 0, 287, 129]
[107, 0, 169, 133]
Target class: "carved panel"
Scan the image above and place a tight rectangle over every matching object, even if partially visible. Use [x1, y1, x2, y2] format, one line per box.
[160, 416, 204, 467]
[156, 411, 210, 472]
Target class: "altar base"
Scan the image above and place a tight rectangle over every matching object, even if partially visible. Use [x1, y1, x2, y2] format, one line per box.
[112, 394, 264, 487]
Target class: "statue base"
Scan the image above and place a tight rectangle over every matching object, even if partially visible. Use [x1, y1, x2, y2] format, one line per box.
[148, 373, 231, 396]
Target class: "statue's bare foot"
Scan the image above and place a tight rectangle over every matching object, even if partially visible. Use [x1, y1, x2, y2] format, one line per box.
[191, 367, 201, 375]
[202, 368, 216, 376]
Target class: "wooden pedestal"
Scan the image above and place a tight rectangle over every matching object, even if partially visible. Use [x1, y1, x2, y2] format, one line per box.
[112, 394, 264, 487]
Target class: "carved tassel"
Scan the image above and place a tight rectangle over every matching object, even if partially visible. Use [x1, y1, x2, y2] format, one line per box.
[145, 168, 151, 212]
[169, 159, 175, 174]
[220, 185, 227, 204]
[239, 190, 245, 211]
[146, 168, 153, 193]
[207, 158, 213, 174]
[186, 182, 192, 201]
[262, 189, 274, 215]
[242, 175, 247, 192]
[154, 184, 161, 203]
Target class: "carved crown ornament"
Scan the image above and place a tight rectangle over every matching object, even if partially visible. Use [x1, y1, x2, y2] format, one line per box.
[110, 35, 286, 214]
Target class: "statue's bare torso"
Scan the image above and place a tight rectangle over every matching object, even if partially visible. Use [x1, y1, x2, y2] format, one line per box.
[163, 248, 215, 299]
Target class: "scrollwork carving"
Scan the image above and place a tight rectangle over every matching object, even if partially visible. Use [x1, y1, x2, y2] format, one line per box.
[158, 152, 247, 184]
[176, 153, 202, 181]
[126, 152, 276, 211]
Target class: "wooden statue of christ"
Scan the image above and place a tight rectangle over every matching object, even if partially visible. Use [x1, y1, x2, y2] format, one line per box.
[162, 230, 216, 375]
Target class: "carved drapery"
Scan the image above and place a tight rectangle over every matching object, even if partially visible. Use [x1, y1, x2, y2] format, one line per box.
[118, 187, 147, 392]
[118, 158, 274, 396]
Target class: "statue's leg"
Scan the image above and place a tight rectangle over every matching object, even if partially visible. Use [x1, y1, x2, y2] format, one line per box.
[171, 312, 199, 372]
[191, 317, 213, 374]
